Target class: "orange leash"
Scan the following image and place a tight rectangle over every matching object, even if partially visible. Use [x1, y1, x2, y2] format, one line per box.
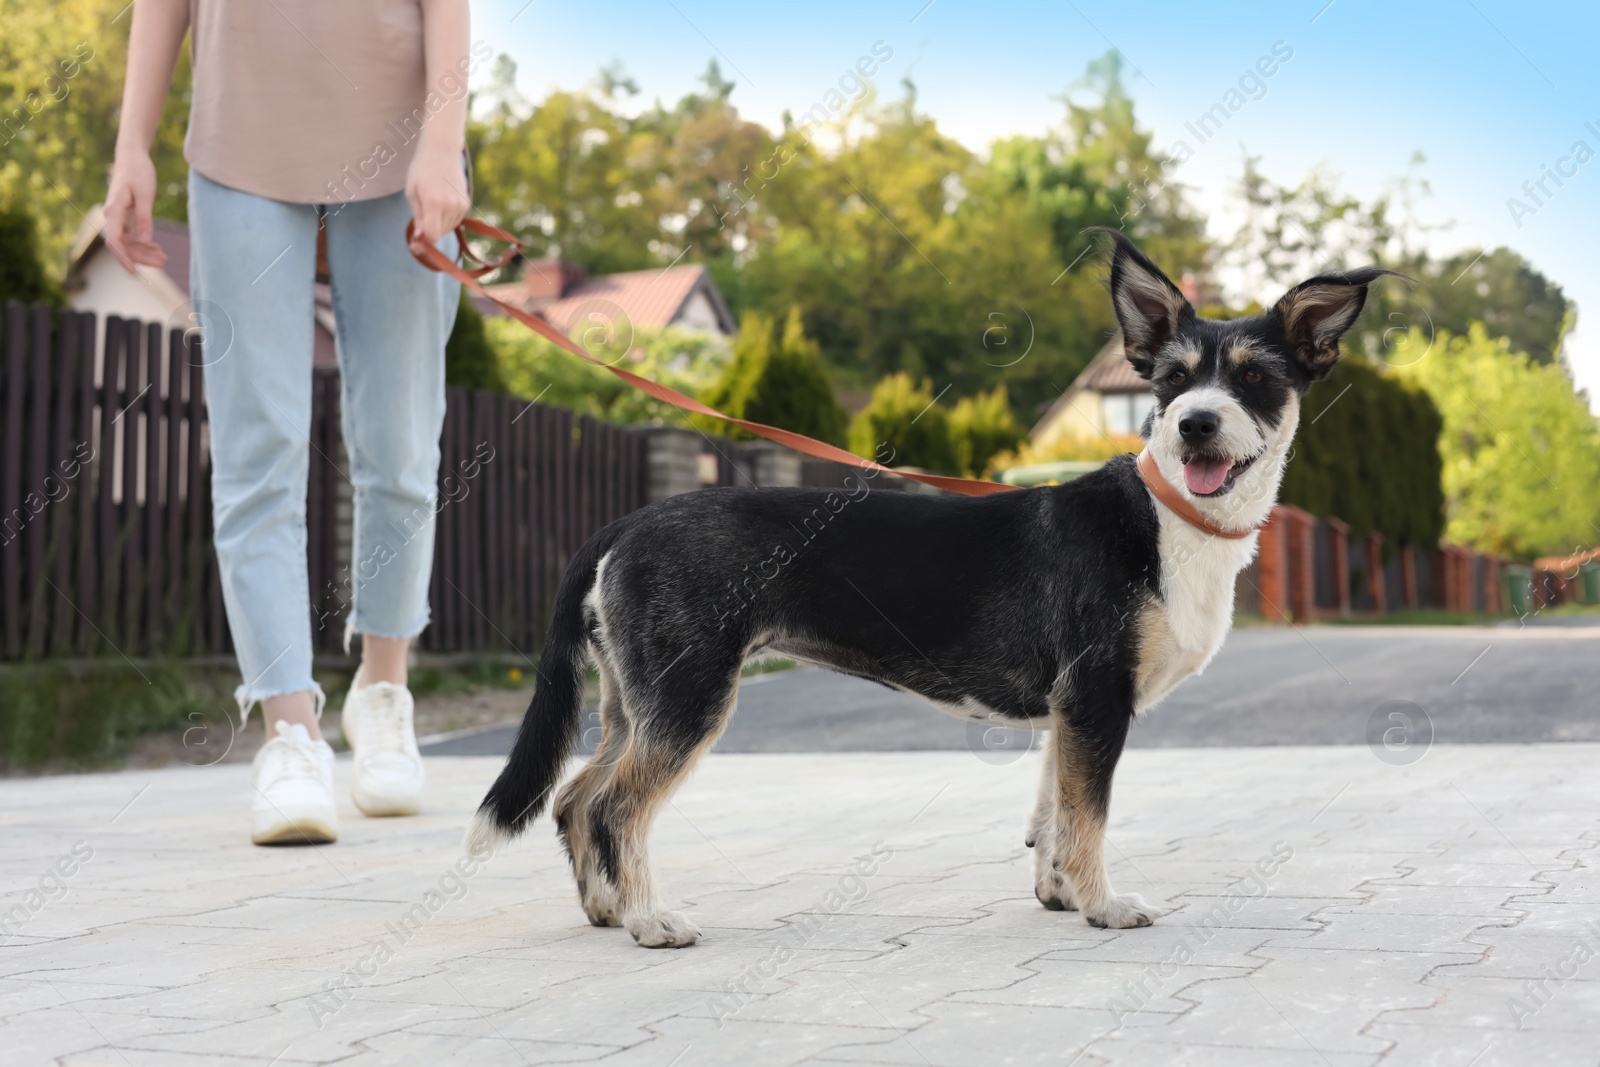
[409, 219, 1018, 497]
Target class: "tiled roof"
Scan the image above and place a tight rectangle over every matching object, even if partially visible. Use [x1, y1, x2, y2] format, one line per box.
[1072, 339, 1149, 393]
[481, 264, 735, 336]
[1029, 335, 1151, 437]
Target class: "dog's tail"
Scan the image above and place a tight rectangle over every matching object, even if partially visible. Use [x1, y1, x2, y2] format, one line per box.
[465, 525, 620, 855]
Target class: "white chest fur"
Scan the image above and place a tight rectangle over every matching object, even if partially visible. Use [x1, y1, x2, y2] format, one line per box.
[1134, 508, 1259, 714]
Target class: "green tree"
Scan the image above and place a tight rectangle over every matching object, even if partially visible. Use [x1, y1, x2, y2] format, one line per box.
[460, 52, 1220, 429]
[469, 71, 660, 275]
[0, 198, 65, 307]
[1049, 51, 1210, 274]
[697, 307, 847, 445]
[444, 291, 506, 392]
[1390, 325, 1600, 559]
[1, 0, 191, 267]
[733, 52, 1213, 423]
[627, 60, 777, 265]
[736, 88, 974, 390]
[1390, 247, 1571, 366]
[1228, 156, 1393, 293]
[848, 373, 957, 473]
[1225, 157, 1572, 366]
[948, 386, 1022, 476]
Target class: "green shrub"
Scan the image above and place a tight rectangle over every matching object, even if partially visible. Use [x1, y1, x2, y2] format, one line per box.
[0, 662, 237, 772]
[949, 385, 1023, 476]
[849, 372, 958, 473]
[699, 307, 847, 445]
[445, 289, 507, 392]
[1280, 358, 1444, 551]
[0, 199, 64, 308]
[1390, 325, 1600, 558]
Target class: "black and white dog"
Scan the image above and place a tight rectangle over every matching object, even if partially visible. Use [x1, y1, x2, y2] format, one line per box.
[469, 231, 1391, 947]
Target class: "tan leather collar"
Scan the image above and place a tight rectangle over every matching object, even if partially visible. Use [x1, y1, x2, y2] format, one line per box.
[1136, 449, 1258, 540]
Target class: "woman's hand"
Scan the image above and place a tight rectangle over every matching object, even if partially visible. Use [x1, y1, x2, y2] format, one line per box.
[103, 150, 167, 273]
[106, 0, 187, 274]
[405, 146, 471, 255]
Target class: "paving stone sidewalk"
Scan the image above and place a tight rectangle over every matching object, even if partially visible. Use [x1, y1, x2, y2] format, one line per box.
[2, 744, 1597, 1066]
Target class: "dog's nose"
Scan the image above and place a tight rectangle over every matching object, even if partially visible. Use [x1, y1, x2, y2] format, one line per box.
[1178, 410, 1220, 445]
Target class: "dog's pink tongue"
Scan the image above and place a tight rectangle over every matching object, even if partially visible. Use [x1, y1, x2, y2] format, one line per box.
[1183, 457, 1230, 495]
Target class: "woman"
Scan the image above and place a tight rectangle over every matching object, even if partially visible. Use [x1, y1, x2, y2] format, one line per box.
[105, 0, 471, 844]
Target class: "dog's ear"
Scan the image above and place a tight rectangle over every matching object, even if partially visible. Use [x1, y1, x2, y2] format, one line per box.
[1273, 268, 1399, 380]
[1094, 228, 1194, 379]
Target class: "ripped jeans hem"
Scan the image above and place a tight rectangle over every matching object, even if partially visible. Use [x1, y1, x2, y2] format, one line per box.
[234, 682, 327, 729]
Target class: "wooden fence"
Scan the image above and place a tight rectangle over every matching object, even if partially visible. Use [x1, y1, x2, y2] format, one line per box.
[0, 302, 646, 663]
[1235, 504, 1516, 623]
[418, 387, 646, 656]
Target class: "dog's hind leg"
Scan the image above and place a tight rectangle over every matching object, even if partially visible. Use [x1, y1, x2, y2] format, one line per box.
[1052, 677, 1161, 929]
[588, 663, 740, 948]
[1028, 739, 1077, 911]
[554, 648, 628, 927]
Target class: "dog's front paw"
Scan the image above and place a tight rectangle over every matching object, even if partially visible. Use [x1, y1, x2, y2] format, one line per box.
[1033, 863, 1077, 912]
[1081, 892, 1161, 929]
[628, 909, 700, 948]
[578, 879, 622, 927]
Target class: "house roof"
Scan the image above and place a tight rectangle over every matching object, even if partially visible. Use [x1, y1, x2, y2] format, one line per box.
[1030, 336, 1150, 437]
[1072, 338, 1149, 393]
[479, 263, 737, 336]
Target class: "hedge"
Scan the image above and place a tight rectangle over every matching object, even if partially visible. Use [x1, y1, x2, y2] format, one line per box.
[1280, 359, 1444, 552]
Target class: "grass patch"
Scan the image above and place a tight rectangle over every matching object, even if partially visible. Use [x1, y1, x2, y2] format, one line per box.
[1330, 602, 1600, 626]
[1238, 605, 1600, 629]
[0, 661, 244, 774]
[1329, 609, 1502, 626]
[0, 657, 538, 774]
[402, 660, 537, 701]
[1538, 601, 1600, 618]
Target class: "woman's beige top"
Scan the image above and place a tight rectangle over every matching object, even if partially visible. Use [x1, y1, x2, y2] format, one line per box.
[185, 0, 428, 205]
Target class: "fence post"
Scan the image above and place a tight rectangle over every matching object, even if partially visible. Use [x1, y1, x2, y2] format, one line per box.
[1, 302, 25, 658]
[1399, 545, 1418, 610]
[1325, 516, 1351, 616]
[1277, 505, 1316, 624]
[744, 441, 802, 487]
[643, 427, 701, 502]
[1366, 531, 1385, 613]
[1255, 506, 1291, 623]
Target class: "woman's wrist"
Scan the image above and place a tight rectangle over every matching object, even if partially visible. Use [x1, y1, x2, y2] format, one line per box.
[114, 133, 154, 163]
[414, 129, 465, 161]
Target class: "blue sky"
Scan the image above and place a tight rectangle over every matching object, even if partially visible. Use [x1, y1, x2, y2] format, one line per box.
[471, 0, 1600, 408]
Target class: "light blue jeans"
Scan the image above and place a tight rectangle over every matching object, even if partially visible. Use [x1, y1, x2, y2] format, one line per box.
[188, 169, 460, 722]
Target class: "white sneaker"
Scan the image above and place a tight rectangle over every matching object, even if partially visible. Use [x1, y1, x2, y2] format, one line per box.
[251, 721, 338, 845]
[341, 681, 425, 816]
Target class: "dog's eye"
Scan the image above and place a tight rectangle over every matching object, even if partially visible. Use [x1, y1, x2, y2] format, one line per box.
[1166, 369, 1187, 385]
[1241, 369, 1263, 384]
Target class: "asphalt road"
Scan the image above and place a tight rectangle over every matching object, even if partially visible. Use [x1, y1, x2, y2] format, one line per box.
[420, 623, 1600, 757]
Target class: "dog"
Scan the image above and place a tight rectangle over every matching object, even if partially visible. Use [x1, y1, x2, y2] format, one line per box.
[467, 230, 1393, 948]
